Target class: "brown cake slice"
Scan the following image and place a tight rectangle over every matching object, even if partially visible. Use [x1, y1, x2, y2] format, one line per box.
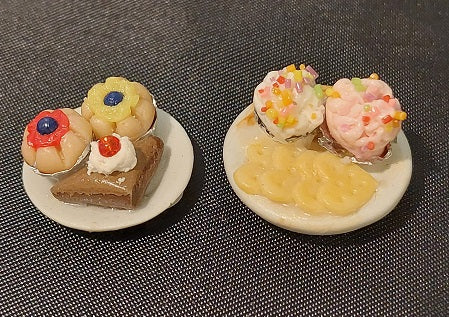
[51, 135, 164, 209]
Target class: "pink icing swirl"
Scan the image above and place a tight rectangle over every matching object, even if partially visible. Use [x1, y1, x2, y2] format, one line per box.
[325, 78, 404, 161]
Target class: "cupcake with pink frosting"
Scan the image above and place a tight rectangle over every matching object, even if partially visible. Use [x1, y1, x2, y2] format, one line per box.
[320, 74, 407, 163]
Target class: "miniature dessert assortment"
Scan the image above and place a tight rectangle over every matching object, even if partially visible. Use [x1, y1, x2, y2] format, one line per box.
[322, 76, 407, 162]
[21, 77, 165, 211]
[21, 108, 92, 174]
[51, 135, 163, 210]
[224, 63, 411, 234]
[81, 77, 156, 140]
[253, 64, 325, 141]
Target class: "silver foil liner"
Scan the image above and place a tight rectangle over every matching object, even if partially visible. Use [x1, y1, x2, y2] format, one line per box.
[137, 93, 158, 140]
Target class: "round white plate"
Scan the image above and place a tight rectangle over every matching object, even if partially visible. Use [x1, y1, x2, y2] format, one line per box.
[223, 105, 412, 235]
[23, 108, 194, 232]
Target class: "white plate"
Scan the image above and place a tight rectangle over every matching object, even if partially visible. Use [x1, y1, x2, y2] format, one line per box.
[23, 108, 194, 232]
[223, 105, 412, 235]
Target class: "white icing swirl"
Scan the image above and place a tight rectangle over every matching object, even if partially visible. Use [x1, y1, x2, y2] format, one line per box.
[254, 69, 325, 141]
[87, 134, 137, 175]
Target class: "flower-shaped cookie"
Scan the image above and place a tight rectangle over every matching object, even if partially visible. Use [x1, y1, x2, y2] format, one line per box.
[81, 77, 156, 140]
[21, 108, 92, 174]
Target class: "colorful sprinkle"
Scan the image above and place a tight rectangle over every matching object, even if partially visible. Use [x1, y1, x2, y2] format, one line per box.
[295, 82, 303, 93]
[261, 107, 267, 112]
[367, 142, 375, 150]
[369, 73, 379, 80]
[382, 95, 391, 102]
[293, 70, 303, 82]
[286, 115, 295, 124]
[265, 100, 273, 108]
[273, 82, 279, 88]
[364, 104, 372, 112]
[286, 64, 296, 72]
[303, 76, 314, 85]
[277, 76, 286, 84]
[393, 111, 407, 121]
[382, 115, 393, 124]
[281, 89, 292, 106]
[314, 84, 323, 98]
[266, 108, 278, 119]
[362, 116, 370, 125]
[272, 87, 281, 95]
[392, 119, 400, 128]
[325, 88, 334, 97]
[311, 113, 317, 120]
[258, 88, 265, 94]
[285, 78, 292, 89]
[299, 64, 306, 70]
[351, 77, 366, 92]
[305, 65, 319, 79]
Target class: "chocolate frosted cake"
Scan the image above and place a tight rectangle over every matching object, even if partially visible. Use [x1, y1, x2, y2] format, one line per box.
[51, 135, 164, 209]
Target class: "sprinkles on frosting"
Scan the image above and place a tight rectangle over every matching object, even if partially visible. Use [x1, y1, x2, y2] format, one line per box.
[258, 64, 322, 129]
[349, 73, 407, 153]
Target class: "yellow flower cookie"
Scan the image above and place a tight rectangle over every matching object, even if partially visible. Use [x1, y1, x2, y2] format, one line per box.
[81, 77, 156, 140]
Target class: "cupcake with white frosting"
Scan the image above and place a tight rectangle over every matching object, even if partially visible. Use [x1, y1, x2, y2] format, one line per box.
[253, 64, 325, 142]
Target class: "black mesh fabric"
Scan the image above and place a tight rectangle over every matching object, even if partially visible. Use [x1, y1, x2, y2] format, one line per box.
[1, 1, 448, 316]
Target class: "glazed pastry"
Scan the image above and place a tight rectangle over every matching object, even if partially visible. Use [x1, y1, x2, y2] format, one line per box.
[253, 64, 325, 141]
[51, 135, 164, 209]
[81, 77, 156, 140]
[322, 75, 407, 162]
[21, 108, 92, 174]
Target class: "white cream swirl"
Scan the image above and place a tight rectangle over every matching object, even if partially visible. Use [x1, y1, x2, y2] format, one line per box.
[87, 134, 137, 175]
[253, 68, 325, 141]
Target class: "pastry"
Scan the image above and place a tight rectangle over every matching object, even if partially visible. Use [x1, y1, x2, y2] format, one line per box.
[81, 77, 156, 140]
[21, 108, 92, 174]
[253, 64, 325, 141]
[51, 135, 164, 209]
[321, 74, 407, 162]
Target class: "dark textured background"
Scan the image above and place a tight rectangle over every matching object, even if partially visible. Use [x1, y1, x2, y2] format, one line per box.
[1, 0, 448, 316]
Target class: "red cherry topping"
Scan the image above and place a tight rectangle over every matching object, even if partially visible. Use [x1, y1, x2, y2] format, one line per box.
[98, 135, 121, 157]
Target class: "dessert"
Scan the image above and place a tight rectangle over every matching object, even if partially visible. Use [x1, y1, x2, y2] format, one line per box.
[51, 135, 164, 209]
[81, 77, 156, 140]
[224, 101, 412, 235]
[321, 75, 407, 162]
[253, 64, 326, 141]
[21, 108, 92, 174]
[234, 138, 378, 215]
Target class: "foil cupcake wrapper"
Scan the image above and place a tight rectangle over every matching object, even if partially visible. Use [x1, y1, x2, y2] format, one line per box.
[318, 122, 393, 165]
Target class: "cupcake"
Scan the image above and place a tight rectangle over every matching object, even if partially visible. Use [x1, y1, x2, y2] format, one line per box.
[81, 77, 156, 140]
[253, 64, 325, 142]
[321, 74, 407, 162]
[21, 108, 92, 174]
